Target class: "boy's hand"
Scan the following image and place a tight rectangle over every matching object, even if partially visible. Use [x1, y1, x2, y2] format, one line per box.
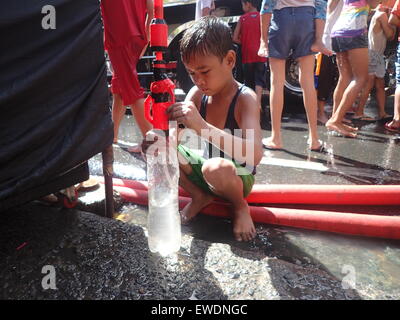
[258, 41, 269, 58]
[167, 101, 206, 133]
[141, 129, 168, 160]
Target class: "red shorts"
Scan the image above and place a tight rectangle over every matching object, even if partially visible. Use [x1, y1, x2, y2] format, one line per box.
[107, 37, 146, 106]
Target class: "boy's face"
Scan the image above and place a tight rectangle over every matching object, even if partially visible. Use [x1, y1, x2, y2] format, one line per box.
[241, 1, 251, 12]
[183, 50, 236, 96]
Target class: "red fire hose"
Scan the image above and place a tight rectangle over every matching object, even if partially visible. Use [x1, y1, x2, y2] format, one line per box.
[112, 185, 400, 240]
[107, 178, 400, 206]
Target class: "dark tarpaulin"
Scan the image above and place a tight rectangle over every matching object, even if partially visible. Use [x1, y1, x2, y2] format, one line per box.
[0, 0, 113, 208]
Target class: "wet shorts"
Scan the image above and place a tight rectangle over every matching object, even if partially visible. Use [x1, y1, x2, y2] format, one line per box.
[268, 6, 315, 60]
[177, 144, 255, 198]
[331, 33, 368, 53]
[107, 36, 146, 106]
[368, 50, 385, 78]
[243, 62, 268, 90]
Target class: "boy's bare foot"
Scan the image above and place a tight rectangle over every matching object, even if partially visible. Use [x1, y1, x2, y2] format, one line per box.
[326, 120, 357, 138]
[232, 201, 256, 242]
[262, 137, 283, 150]
[180, 192, 214, 225]
[311, 41, 333, 56]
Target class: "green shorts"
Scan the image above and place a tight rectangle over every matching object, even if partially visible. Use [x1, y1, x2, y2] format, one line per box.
[177, 144, 255, 198]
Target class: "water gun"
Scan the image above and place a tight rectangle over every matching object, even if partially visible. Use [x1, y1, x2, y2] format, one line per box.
[144, 0, 176, 131]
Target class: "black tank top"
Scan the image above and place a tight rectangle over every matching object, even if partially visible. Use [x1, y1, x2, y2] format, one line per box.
[199, 84, 256, 175]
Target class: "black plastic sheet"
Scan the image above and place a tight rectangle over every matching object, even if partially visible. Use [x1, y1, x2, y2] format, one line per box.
[0, 0, 113, 206]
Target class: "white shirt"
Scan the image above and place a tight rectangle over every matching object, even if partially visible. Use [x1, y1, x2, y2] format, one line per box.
[322, 0, 344, 51]
[195, 0, 214, 21]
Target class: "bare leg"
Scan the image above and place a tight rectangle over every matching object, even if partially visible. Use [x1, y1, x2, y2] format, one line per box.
[202, 158, 256, 242]
[297, 54, 321, 150]
[375, 77, 390, 119]
[326, 48, 369, 137]
[354, 74, 375, 118]
[264, 57, 286, 149]
[332, 52, 352, 116]
[385, 86, 400, 130]
[317, 99, 329, 124]
[178, 159, 214, 224]
[112, 93, 126, 143]
[131, 98, 152, 137]
[255, 85, 263, 110]
[128, 98, 153, 152]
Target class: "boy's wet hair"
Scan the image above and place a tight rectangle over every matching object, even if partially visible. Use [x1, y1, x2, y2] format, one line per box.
[180, 16, 233, 63]
[241, 0, 260, 8]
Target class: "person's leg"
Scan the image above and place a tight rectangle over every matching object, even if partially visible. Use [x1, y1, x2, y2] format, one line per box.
[297, 54, 321, 150]
[178, 160, 214, 224]
[326, 48, 369, 137]
[375, 77, 390, 119]
[263, 57, 286, 149]
[112, 93, 126, 143]
[131, 98, 153, 137]
[385, 86, 400, 130]
[354, 74, 375, 119]
[331, 52, 352, 116]
[201, 158, 256, 242]
[317, 99, 329, 124]
[255, 85, 263, 109]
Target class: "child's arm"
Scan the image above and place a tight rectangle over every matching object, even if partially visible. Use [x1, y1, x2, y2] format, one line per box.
[145, 0, 154, 42]
[233, 19, 242, 44]
[328, 0, 341, 14]
[167, 91, 263, 167]
[258, 0, 274, 57]
[378, 12, 396, 40]
[389, 0, 400, 27]
[140, 0, 154, 58]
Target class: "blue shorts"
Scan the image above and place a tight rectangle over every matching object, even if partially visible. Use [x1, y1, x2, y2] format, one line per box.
[268, 6, 315, 60]
[243, 62, 268, 90]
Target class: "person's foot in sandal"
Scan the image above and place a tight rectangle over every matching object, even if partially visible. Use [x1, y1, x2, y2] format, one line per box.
[377, 113, 393, 121]
[351, 114, 376, 122]
[384, 120, 400, 133]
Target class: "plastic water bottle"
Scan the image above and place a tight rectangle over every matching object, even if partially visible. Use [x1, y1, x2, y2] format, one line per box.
[146, 128, 181, 256]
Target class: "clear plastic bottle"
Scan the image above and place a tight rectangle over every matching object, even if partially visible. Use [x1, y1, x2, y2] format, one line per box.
[146, 128, 181, 256]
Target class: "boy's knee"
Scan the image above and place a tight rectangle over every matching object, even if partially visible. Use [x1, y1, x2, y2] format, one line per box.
[202, 158, 236, 183]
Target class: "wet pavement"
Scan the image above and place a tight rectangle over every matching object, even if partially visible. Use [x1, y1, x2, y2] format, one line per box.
[1, 96, 399, 300]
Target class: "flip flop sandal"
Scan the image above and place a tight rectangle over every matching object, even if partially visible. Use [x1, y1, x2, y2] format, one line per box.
[351, 115, 376, 122]
[384, 122, 400, 133]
